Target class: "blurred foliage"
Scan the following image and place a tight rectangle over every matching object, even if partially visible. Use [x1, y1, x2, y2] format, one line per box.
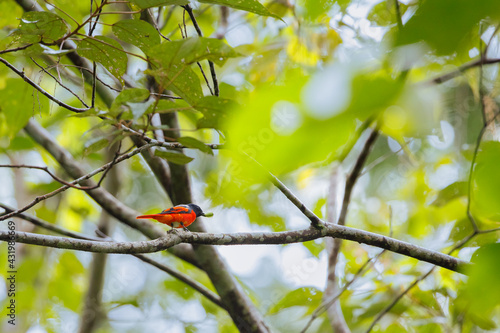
[0, 0, 500, 332]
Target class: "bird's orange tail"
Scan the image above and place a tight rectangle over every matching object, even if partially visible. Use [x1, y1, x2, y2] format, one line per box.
[136, 214, 160, 219]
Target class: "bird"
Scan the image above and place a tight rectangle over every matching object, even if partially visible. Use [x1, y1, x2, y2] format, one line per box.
[136, 204, 206, 231]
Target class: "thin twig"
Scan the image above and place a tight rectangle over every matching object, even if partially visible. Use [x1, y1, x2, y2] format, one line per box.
[196, 62, 214, 95]
[0, 164, 95, 189]
[42, 0, 79, 25]
[338, 128, 379, 226]
[0, 141, 160, 222]
[365, 228, 482, 332]
[466, 110, 500, 231]
[74, 33, 148, 62]
[183, 4, 219, 96]
[149, 92, 182, 99]
[301, 250, 386, 333]
[0, 44, 34, 55]
[365, 267, 435, 332]
[394, 0, 403, 31]
[0, 57, 90, 112]
[428, 57, 500, 85]
[147, 8, 171, 41]
[244, 153, 324, 228]
[30, 57, 89, 108]
[119, 125, 224, 149]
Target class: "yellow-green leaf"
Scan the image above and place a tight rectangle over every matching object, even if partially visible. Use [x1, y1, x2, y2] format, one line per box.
[112, 19, 161, 52]
[199, 0, 276, 17]
[154, 150, 194, 164]
[129, 0, 188, 9]
[11, 12, 68, 44]
[77, 36, 127, 78]
[178, 136, 214, 155]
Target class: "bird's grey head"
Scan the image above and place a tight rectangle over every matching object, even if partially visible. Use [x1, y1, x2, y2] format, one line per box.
[188, 204, 205, 217]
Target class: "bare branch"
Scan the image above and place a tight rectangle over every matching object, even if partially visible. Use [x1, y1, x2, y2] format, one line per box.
[120, 125, 224, 149]
[0, 164, 94, 190]
[245, 154, 324, 228]
[0, 44, 34, 54]
[427, 57, 500, 85]
[0, 223, 471, 273]
[338, 128, 379, 226]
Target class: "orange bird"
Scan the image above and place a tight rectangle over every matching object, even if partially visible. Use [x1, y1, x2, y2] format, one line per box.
[136, 204, 206, 231]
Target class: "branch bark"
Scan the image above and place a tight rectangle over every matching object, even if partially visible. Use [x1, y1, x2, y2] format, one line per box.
[324, 164, 350, 333]
[0, 223, 470, 273]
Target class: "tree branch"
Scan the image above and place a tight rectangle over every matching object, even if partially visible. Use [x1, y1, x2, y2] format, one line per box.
[427, 57, 500, 85]
[338, 128, 379, 226]
[0, 223, 470, 273]
[245, 154, 324, 229]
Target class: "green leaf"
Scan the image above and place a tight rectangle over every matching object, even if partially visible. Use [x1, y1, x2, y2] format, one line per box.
[147, 36, 240, 68]
[173, 37, 241, 66]
[112, 88, 150, 108]
[431, 181, 467, 207]
[225, 70, 348, 176]
[303, 240, 324, 258]
[462, 244, 500, 322]
[199, 0, 276, 17]
[194, 96, 237, 129]
[129, 0, 188, 9]
[163, 278, 195, 300]
[395, 0, 500, 55]
[147, 38, 239, 103]
[297, 0, 335, 22]
[347, 73, 403, 119]
[83, 138, 109, 156]
[472, 141, 500, 221]
[368, 0, 407, 27]
[145, 99, 190, 115]
[146, 67, 203, 105]
[48, 252, 84, 312]
[11, 12, 68, 44]
[154, 150, 194, 164]
[269, 287, 322, 315]
[109, 88, 151, 118]
[178, 136, 214, 155]
[112, 19, 161, 52]
[449, 218, 473, 243]
[77, 36, 127, 78]
[0, 79, 46, 138]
